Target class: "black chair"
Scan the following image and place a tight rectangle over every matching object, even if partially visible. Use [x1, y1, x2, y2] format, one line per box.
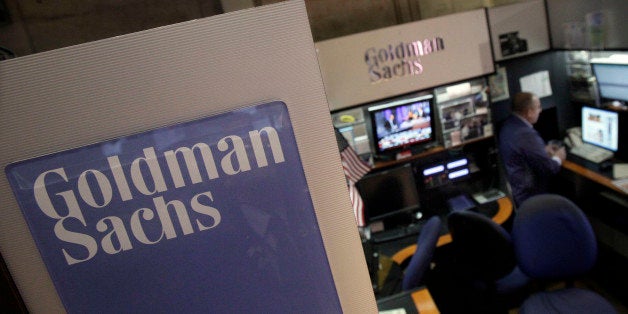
[401, 215, 442, 291]
[513, 194, 617, 314]
[448, 210, 516, 282]
[438, 210, 530, 312]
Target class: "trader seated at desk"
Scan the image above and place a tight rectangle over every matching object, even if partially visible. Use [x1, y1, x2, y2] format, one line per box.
[498, 92, 566, 206]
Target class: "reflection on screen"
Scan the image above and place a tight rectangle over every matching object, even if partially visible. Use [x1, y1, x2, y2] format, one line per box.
[582, 106, 619, 151]
[368, 95, 435, 154]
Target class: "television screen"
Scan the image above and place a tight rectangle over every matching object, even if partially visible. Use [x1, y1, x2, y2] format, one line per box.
[591, 62, 628, 103]
[356, 164, 420, 222]
[582, 106, 619, 152]
[368, 94, 435, 155]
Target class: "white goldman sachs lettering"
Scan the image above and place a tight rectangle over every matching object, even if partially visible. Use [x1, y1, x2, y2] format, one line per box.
[32, 126, 285, 265]
[364, 37, 445, 83]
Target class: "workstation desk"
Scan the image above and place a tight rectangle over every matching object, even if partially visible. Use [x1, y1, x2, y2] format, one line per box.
[561, 159, 627, 196]
[558, 157, 627, 225]
[558, 157, 628, 303]
[358, 136, 508, 311]
[558, 157, 628, 243]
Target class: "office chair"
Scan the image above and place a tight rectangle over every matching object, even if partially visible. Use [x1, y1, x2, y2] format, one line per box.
[513, 194, 617, 314]
[441, 210, 530, 312]
[401, 215, 442, 291]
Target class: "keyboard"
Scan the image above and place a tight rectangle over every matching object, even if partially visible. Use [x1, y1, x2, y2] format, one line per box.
[570, 143, 614, 164]
[371, 228, 406, 243]
[371, 220, 425, 243]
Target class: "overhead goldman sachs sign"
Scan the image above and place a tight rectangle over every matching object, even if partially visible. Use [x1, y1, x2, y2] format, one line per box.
[364, 37, 444, 83]
[315, 9, 493, 110]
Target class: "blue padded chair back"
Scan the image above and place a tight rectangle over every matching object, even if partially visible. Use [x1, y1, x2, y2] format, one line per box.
[402, 216, 442, 290]
[447, 210, 517, 282]
[513, 194, 597, 280]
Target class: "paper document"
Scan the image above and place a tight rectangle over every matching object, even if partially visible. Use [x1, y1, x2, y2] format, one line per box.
[613, 163, 628, 179]
[520, 70, 553, 98]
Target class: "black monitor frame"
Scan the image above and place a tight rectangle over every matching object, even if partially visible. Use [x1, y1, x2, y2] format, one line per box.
[356, 164, 421, 224]
[367, 94, 436, 158]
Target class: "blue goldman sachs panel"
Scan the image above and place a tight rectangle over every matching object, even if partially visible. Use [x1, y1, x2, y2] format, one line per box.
[5, 101, 341, 313]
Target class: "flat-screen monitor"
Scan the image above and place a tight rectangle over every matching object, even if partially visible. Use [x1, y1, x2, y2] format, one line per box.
[367, 94, 435, 156]
[581, 106, 619, 152]
[591, 62, 628, 103]
[356, 164, 420, 222]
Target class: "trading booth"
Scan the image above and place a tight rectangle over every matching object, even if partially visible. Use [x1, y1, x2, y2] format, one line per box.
[316, 0, 628, 312]
[1, 0, 628, 313]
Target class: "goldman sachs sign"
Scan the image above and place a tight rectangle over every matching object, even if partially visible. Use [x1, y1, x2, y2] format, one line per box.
[364, 37, 444, 84]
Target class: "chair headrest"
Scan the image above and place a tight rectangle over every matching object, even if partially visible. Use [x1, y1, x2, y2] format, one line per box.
[513, 194, 597, 279]
[448, 210, 516, 281]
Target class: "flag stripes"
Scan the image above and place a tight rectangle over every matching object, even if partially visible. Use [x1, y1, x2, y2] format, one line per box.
[339, 141, 371, 227]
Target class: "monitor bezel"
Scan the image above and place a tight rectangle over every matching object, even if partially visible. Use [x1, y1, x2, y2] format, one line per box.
[591, 61, 628, 104]
[581, 105, 619, 152]
[356, 164, 421, 223]
[367, 94, 436, 157]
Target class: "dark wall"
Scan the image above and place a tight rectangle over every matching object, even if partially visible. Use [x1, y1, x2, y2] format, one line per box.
[490, 51, 577, 140]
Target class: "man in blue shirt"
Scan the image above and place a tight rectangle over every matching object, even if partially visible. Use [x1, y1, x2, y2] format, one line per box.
[499, 92, 566, 206]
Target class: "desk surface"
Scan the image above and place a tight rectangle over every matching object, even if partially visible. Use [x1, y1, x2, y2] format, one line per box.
[391, 197, 513, 265]
[377, 287, 440, 314]
[562, 160, 626, 196]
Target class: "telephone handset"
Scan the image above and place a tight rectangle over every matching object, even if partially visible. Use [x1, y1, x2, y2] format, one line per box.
[564, 127, 583, 148]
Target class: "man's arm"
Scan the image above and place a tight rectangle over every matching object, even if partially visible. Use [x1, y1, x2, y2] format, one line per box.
[522, 130, 563, 175]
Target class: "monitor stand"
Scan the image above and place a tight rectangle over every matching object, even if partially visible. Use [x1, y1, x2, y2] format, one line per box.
[396, 150, 412, 160]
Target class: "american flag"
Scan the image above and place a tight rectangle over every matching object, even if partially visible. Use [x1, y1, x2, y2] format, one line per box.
[335, 128, 371, 227]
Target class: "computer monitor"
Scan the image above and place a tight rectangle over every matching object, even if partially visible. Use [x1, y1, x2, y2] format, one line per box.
[591, 61, 628, 104]
[581, 106, 619, 152]
[367, 94, 436, 157]
[356, 164, 420, 223]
